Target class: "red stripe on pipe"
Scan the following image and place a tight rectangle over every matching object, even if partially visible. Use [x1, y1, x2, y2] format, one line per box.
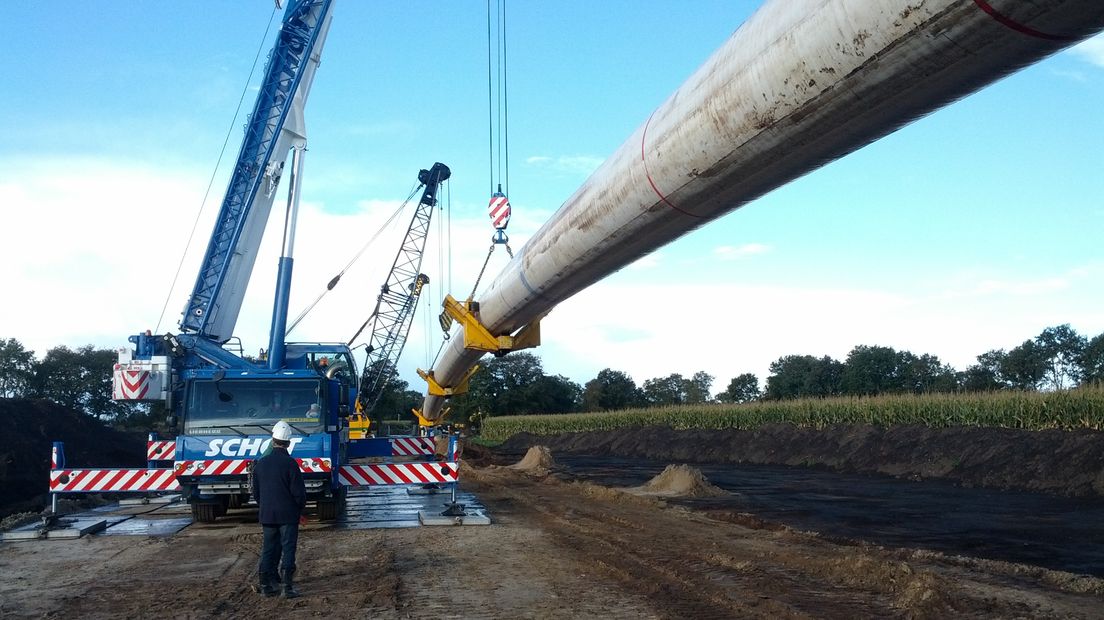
[641, 109, 703, 219]
[973, 0, 1078, 42]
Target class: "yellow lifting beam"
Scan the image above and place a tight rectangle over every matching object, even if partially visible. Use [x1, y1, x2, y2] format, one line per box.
[439, 294, 540, 355]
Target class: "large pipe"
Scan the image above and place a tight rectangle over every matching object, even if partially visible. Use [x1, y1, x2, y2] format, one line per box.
[423, 0, 1104, 420]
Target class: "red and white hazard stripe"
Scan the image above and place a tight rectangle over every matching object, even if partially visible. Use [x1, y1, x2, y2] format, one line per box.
[147, 440, 176, 461]
[390, 437, 436, 456]
[296, 458, 332, 473]
[174, 460, 251, 476]
[50, 468, 179, 493]
[173, 458, 331, 476]
[113, 368, 150, 400]
[338, 462, 458, 487]
[488, 194, 511, 229]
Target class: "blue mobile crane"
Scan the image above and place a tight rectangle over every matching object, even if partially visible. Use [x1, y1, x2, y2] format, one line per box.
[116, 0, 344, 523]
[103, 0, 457, 523]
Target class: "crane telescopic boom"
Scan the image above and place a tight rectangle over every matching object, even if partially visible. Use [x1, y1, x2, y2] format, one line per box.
[181, 0, 334, 344]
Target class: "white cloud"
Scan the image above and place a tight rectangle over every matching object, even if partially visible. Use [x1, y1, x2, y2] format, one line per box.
[713, 243, 770, 260]
[0, 156, 500, 391]
[1070, 32, 1104, 69]
[533, 265, 1104, 391]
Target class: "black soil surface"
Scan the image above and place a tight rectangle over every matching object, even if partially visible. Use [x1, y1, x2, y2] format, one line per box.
[0, 398, 147, 518]
[497, 424, 1104, 498]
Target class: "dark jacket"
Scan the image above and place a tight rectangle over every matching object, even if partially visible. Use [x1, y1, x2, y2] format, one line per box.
[251, 446, 306, 525]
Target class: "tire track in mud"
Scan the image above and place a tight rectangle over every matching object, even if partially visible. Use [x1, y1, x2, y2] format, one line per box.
[501, 480, 887, 619]
[465, 465, 1104, 619]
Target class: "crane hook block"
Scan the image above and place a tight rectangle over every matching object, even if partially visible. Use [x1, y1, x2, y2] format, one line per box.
[439, 294, 540, 355]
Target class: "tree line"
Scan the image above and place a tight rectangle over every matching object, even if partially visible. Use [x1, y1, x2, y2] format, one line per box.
[0, 338, 159, 427]
[449, 323, 1104, 420]
[3, 323, 1102, 425]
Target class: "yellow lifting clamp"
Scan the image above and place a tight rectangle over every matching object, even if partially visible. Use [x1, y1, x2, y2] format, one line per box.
[417, 365, 480, 398]
[410, 407, 449, 428]
[439, 294, 541, 355]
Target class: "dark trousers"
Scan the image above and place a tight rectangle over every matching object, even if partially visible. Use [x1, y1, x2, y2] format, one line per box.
[259, 523, 299, 579]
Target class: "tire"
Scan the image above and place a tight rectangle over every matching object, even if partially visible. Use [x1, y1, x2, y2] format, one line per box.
[316, 487, 345, 521]
[191, 502, 220, 523]
[228, 494, 245, 509]
[316, 499, 338, 521]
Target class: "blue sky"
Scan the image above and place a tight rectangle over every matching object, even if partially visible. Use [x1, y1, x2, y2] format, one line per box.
[2, 2, 1102, 395]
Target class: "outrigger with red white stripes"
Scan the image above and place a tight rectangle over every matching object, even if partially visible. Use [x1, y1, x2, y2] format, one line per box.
[45, 1, 480, 526]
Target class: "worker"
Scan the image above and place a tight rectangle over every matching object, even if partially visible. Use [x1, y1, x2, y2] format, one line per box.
[251, 421, 306, 598]
[306, 403, 320, 418]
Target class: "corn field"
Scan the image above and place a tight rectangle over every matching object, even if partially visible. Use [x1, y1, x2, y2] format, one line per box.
[480, 387, 1104, 441]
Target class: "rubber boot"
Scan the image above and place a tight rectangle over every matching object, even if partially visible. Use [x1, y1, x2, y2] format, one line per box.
[252, 572, 279, 597]
[280, 568, 301, 599]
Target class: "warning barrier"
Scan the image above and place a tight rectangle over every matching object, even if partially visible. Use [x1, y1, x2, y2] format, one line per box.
[338, 462, 458, 486]
[147, 440, 176, 461]
[49, 468, 180, 493]
[389, 437, 436, 456]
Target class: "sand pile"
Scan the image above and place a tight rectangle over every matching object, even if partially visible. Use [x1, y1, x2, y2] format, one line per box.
[627, 464, 727, 498]
[510, 446, 555, 473]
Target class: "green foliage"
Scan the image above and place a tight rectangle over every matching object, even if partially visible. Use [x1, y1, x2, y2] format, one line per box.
[1035, 324, 1087, 390]
[481, 386, 1104, 441]
[642, 373, 685, 406]
[0, 337, 36, 397]
[363, 358, 422, 421]
[684, 371, 714, 404]
[1002, 339, 1048, 391]
[959, 349, 1007, 392]
[717, 373, 760, 403]
[31, 344, 139, 421]
[1082, 332, 1104, 385]
[582, 368, 641, 411]
[450, 352, 583, 421]
[765, 355, 843, 399]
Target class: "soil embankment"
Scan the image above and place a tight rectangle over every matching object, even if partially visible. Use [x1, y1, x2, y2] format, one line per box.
[0, 398, 147, 517]
[497, 424, 1104, 497]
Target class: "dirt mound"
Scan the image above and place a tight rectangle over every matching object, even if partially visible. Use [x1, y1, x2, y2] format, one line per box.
[510, 445, 555, 473]
[627, 464, 727, 498]
[0, 398, 147, 517]
[498, 424, 1104, 498]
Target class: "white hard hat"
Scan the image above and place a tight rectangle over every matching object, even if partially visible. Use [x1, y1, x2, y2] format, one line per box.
[272, 420, 293, 442]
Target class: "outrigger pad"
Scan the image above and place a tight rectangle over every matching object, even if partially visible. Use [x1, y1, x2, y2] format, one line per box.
[417, 507, 491, 527]
[406, 484, 448, 496]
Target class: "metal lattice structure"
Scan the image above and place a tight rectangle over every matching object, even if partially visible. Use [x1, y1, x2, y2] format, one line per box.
[181, 0, 333, 342]
[354, 163, 451, 414]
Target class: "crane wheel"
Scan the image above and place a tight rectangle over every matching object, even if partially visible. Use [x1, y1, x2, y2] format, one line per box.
[191, 502, 220, 523]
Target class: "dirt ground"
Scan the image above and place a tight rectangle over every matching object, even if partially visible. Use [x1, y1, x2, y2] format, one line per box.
[3, 457, 1102, 619]
[498, 424, 1104, 498]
